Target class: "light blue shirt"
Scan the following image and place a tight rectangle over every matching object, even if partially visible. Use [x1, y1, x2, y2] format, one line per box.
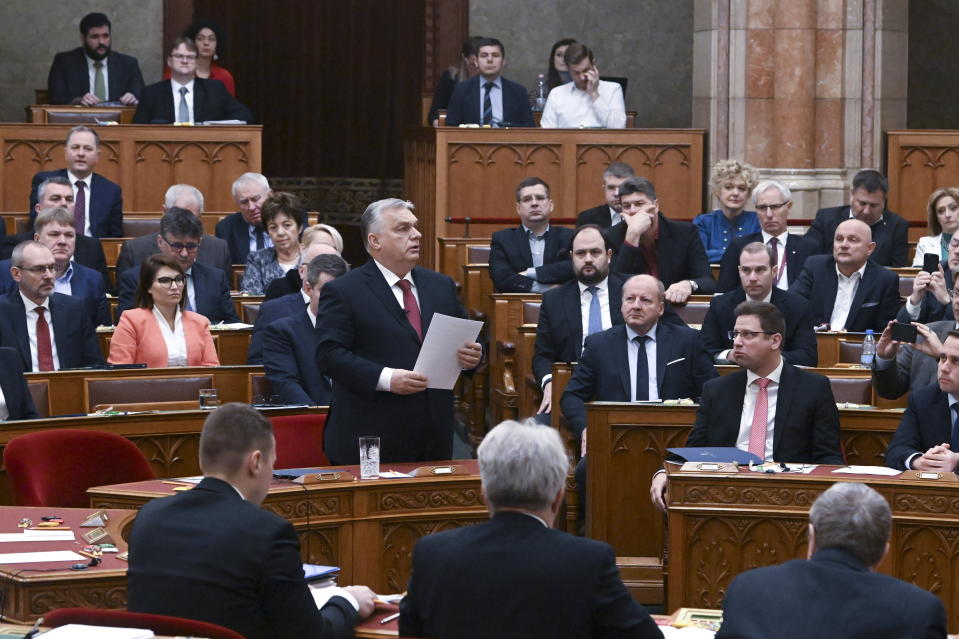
[478, 76, 504, 126]
[53, 261, 75, 295]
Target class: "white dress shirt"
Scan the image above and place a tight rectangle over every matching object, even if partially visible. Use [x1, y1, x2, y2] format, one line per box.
[830, 263, 868, 330]
[607, 206, 623, 227]
[626, 323, 659, 401]
[67, 171, 93, 237]
[373, 259, 420, 391]
[86, 54, 109, 98]
[21, 292, 59, 372]
[761, 229, 791, 290]
[735, 358, 784, 460]
[153, 305, 188, 367]
[0, 381, 8, 421]
[540, 80, 626, 128]
[171, 78, 196, 124]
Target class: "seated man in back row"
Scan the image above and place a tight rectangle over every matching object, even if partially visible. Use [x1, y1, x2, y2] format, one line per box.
[540, 43, 626, 129]
[445, 37, 533, 127]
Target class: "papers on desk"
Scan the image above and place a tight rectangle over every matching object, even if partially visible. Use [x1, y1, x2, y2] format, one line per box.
[833, 465, 902, 476]
[210, 323, 253, 330]
[37, 625, 154, 638]
[413, 313, 483, 390]
[660, 626, 715, 638]
[0, 550, 84, 564]
[0, 530, 75, 542]
[378, 470, 413, 478]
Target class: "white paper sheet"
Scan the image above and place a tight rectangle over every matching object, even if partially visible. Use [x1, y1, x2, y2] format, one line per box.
[0, 530, 75, 542]
[0, 550, 84, 564]
[38, 624, 154, 638]
[833, 465, 902, 476]
[413, 314, 483, 390]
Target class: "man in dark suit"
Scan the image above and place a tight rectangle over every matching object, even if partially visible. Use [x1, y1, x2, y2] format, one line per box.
[216, 172, 272, 265]
[575, 161, 635, 228]
[0, 242, 103, 372]
[609, 176, 715, 302]
[0, 348, 39, 421]
[886, 330, 959, 471]
[399, 418, 662, 639]
[716, 179, 812, 292]
[316, 199, 482, 464]
[29, 126, 123, 238]
[651, 301, 843, 510]
[701, 242, 817, 366]
[803, 169, 909, 267]
[489, 177, 574, 293]
[789, 219, 901, 332]
[47, 12, 143, 106]
[134, 37, 252, 124]
[263, 255, 348, 405]
[445, 38, 534, 127]
[128, 403, 374, 639]
[116, 208, 239, 324]
[116, 184, 232, 280]
[715, 482, 946, 639]
[874, 315, 955, 399]
[897, 235, 959, 325]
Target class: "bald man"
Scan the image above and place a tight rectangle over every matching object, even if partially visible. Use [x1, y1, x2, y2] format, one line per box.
[789, 219, 901, 332]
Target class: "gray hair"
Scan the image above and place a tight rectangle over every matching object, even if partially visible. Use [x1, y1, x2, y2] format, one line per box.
[809, 482, 891, 567]
[306, 254, 349, 287]
[11, 240, 50, 268]
[478, 419, 569, 512]
[603, 161, 635, 180]
[231, 172, 270, 199]
[752, 179, 792, 203]
[37, 176, 72, 203]
[360, 198, 415, 252]
[67, 125, 99, 148]
[164, 184, 205, 213]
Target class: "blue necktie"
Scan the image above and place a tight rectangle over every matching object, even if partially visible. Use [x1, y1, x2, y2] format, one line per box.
[586, 286, 602, 335]
[951, 404, 959, 453]
[634, 335, 649, 401]
[482, 81, 493, 125]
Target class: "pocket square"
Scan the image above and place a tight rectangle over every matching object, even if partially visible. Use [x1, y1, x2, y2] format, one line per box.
[861, 302, 878, 308]
[666, 357, 686, 366]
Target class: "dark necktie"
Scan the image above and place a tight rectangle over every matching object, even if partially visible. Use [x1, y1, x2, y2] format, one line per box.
[951, 404, 959, 453]
[482, 81, 493, 125]
[634, 335, 649, 401]
[586, 286, 602, 335]
[93, 61, 106, 101]
[74, 181, 86, 236]
[255, 228, 265, 251]
[768, 237, 779, 267]
[397, 279, 422, 340]
[178, 86, 190, 123]
[35, 307, 54, 372]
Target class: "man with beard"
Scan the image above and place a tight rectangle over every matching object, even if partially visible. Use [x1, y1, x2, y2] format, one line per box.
[47, 12, 144, 106]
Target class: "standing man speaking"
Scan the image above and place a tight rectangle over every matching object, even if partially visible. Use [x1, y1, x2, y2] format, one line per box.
[317, 199, 481, 464]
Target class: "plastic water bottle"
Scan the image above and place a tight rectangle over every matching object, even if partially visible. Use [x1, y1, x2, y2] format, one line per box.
[534, 74, 547, 111]
[860, 330, 876, 368]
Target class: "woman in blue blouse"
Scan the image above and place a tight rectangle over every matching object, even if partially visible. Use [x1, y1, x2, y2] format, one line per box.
[693, 159, 761, 263]
[240, 192, 307, 295]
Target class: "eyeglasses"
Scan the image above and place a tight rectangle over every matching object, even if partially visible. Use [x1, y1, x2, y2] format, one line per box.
[728, 329, 777, 340]
[161, 236, 200, 252]
[756, 202, 789, 212]
[171, 53, 197, 61]
[18, 264, 57, 275]
[155, 276, 186, 288]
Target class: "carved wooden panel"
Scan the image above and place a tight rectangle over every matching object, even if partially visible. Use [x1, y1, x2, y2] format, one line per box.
[371, 487, 484, 513]
[887, 131, 959, 226]
[298, 526, 341, 568]
[380, 518, 480, 593]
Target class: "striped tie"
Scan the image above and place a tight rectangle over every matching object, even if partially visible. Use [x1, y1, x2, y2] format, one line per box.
[482, 82, 493, 125]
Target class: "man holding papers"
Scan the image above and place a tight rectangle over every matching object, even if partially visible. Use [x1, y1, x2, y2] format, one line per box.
[316, 198, 481, 464]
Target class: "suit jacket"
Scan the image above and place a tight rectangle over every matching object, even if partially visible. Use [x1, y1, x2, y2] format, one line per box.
[0, 291, 103, 371]
[804, 205, 910, 267]
[47, 48, 144, 105]
[116, 261, 239, 325]
[116, 232, 232, 281]
[715, 547, 946, 639]
[488, 225, 575, 293]
[576, 204, 616, 228]
[686, 365, 843, 464]
[264, 267, 301, 300]
[248, 292, 307, 365]
[133, 78, 253, 124]
[897, 259, 955, 325]
[263, 307, 331, 405]
[0, 347, 39, 420]
[445, 75, 534, 127]
[716, 232, 812, 292]
[215, 212, 260, 265]
[108, 307, 219, 368]
[788, 255, 901, 332]
[886, 383, 954, 470]
[699, 288, 818, 367]
[316, 260, 468, 464]
[127, 477, 358, 639]
[399, 511, 662, 639]
[0, 259, 110, 327]
[560, 322, 717, 436]
[29, 170, 123, 238]
[872, 320, 953, 400]
[608, 214, 716, 293]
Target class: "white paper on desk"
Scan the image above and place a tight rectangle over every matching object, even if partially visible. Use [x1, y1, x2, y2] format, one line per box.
[413, 313, 483, 390]
[833, 465, 902, 476]
[310, 585, 355, 610]
[38, 624, 154, 638]
[659, 626, 716, 638]
[0, 550, 84, 564]
[0, 530, 75, 542]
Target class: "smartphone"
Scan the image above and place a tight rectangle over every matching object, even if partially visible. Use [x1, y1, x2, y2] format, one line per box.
[891, 322, 918, 344]
[923, 252, 940, 273]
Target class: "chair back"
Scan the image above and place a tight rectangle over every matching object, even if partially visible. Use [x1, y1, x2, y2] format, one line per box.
[829, 377, 873, 405]
[249, 373, 274, 404]
[84, 374, 214, 412]
[673, 301, 710, 325]
[26, 380, 49, 418]
[46, 109, 124, 124]
[122, 218, 161, 237]
[4, 429, 155, 507]
[242, 303, 261, 324]
[523, 302, 541, 324]
[44, 608, 246, 639]
[467, 245, 491, 263]
[271, 414, 329, 468]
[838, 340, 865, 364]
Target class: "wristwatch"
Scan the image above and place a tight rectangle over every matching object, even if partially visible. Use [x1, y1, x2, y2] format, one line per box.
[687, 279, 699, 292]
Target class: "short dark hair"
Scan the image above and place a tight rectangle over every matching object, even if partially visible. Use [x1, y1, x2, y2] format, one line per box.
[184, 17, 227, 57]
[563, 42, 593, 67]
[570, 224, 612, 252]
[261, 192, 308, 231]
[160, 207, 203, 240]
[170, 36, 198, 56]
[734, 300, 785, 337]
[306, 254, 349, 287]
[135, 253, 186, 310]
[476, 37, 505, 56]
[618, 176, 657, 201]
[199, 403, 274, 475]
[515, 177, 550, 201]
[67, 125, 99, 148]
[851, 169, 888, 195]
[945, 329, 959, 346]
[740, 241, 775, 266]
[80, 12, 110, 36]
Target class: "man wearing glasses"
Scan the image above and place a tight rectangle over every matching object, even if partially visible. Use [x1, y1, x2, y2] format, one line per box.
[0, 241, 103, 371]
[716, 179, 813, 292]
[116, 208, 238, 324]
[134, 37, 251, 125]
[650, 301, 843, 511]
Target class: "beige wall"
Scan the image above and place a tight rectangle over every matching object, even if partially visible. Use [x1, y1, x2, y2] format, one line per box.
[0, 0, 163, 123]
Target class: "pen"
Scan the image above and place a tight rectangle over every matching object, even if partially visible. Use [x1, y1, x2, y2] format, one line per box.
[381, 612, 400, 624]
[24, 616, 43, 639]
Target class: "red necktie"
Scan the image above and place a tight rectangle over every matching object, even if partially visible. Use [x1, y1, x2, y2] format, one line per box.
[74, 181, 86, 236]
[748, 378, 771, 459]
[397, 280, 422, 340]
[35, 307, 54, 372]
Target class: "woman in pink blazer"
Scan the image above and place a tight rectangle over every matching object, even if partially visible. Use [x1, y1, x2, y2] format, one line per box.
[109, 254, 220, 368]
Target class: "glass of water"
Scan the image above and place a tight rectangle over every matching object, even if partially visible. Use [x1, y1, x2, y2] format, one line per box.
[359, 436, 380, 479]
[198, 388, 219, 410]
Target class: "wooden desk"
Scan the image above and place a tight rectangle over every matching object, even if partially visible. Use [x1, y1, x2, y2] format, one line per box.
[437, 237, 491, 291]
[89, 461, 488, 595]
[489, 293, 541, 424]
[665, 465, 959, 631]
[0, 506, 136, 623]
[0, 124, 261, 212]
[816, 332, 867, 367]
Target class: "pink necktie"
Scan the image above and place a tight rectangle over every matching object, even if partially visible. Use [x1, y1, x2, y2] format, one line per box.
[397, 280, 422, 340]
[748, 377, 771, 459]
